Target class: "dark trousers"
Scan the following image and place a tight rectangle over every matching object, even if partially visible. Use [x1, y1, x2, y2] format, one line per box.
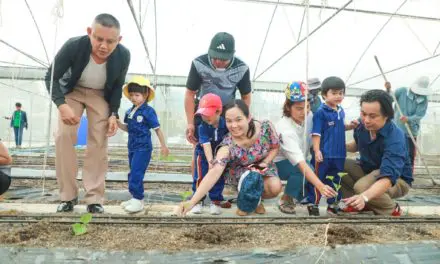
[192, 149, 225, 202]
[306, 158, 345, 205]
[407, 136, 416, 172]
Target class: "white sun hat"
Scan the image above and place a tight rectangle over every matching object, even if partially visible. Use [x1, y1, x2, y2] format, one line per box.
[410, 76, 432, 96]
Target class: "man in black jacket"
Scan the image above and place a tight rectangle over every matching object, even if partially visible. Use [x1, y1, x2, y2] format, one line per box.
[45, 13, 130, 213]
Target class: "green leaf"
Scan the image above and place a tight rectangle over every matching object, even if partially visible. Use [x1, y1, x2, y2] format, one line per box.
[72, 223, 87, 236]
[80, 213, 92, 224]
[180, 191, 193, 201]
[338, 172, 348, 177]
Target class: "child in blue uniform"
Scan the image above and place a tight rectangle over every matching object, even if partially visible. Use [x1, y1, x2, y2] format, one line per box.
[190, 93, 231, 215]
[308, 76, 357, 216]
[117, 76, 169, 213]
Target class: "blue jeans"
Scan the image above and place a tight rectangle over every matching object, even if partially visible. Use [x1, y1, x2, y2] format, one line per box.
[13, 126, 24, 146]
[275, 159, 312, 201]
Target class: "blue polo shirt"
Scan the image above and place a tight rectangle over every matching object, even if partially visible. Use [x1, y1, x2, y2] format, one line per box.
[124, 103, 160, 151]
[354, 121, 413, 186]
[196, 116, 229, 154]
[312, 104, 346, 158]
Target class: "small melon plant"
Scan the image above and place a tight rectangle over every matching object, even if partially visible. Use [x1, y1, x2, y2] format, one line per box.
[72, 213, 92, 236]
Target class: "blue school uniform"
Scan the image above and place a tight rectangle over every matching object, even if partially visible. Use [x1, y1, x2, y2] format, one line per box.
[124, 103, 160, 200]
[307, 104, 346, 205]
[193, 116, 229, 202]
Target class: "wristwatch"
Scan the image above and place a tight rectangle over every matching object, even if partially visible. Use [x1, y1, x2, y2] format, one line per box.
[361, 194, 369, 203]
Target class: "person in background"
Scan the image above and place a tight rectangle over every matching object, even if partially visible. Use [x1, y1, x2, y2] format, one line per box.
[4, 102, 28, 148]
[308, 78, 322, 114]
[385, 76, 431, 171]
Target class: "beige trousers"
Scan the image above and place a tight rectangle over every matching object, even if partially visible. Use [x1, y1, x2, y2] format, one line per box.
[341, 159, 410, 215]
[55, 87, 109, 204]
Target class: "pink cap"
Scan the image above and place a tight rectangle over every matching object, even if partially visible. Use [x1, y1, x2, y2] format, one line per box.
[195, 93, 222, 117]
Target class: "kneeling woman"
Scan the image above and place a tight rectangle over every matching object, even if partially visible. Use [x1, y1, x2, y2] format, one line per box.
[176, 100, 283, 216]
[275, 81, 337, 214]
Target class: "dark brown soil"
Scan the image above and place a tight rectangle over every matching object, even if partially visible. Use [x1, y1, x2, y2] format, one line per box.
[0, 222, 439, 252]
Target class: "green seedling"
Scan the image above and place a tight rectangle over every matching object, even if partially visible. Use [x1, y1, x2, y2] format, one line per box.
[325, 172, 348, 203]
[72, 213, 92, 236]
[180, 191, 193, 210]
[180, 191, 192, 201]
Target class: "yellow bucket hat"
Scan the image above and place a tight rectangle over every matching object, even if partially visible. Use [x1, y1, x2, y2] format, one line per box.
[122, 76, 155, 102]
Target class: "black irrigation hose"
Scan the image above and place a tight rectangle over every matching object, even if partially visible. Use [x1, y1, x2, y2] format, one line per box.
[1, 219, 440, 225]
[1, 214, 440, 221]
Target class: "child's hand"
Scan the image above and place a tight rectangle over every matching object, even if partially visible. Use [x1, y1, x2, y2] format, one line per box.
[208, 162, 214, 170]
[161, 146, 170, 157]
[350, 119, 360, 129]
[315, 150, 323, 163]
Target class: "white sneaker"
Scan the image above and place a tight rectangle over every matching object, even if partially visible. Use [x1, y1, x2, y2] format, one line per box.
[209, 203, 221, 215]
[124, 199, 144, 213]
[190, 203, 203, 214]
[120, 198, 135, 209]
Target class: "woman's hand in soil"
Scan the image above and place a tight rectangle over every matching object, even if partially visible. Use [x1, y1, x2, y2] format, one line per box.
[174, 202, 193, 216]
[342, 195, 365, 211]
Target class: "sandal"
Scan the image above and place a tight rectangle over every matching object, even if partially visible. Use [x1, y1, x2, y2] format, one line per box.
[236, 208, 249, 216]
[255, 203, 266, 214]
[278, 196, 297, 214]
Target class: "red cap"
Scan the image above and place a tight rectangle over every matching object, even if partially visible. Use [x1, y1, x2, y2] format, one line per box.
[195, 93, 222, 117]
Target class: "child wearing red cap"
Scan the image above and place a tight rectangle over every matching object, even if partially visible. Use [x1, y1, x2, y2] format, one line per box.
[191, 93, 231, 215]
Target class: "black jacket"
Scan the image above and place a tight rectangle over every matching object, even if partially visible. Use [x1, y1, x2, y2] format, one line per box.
[45, 35, 130, 115]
